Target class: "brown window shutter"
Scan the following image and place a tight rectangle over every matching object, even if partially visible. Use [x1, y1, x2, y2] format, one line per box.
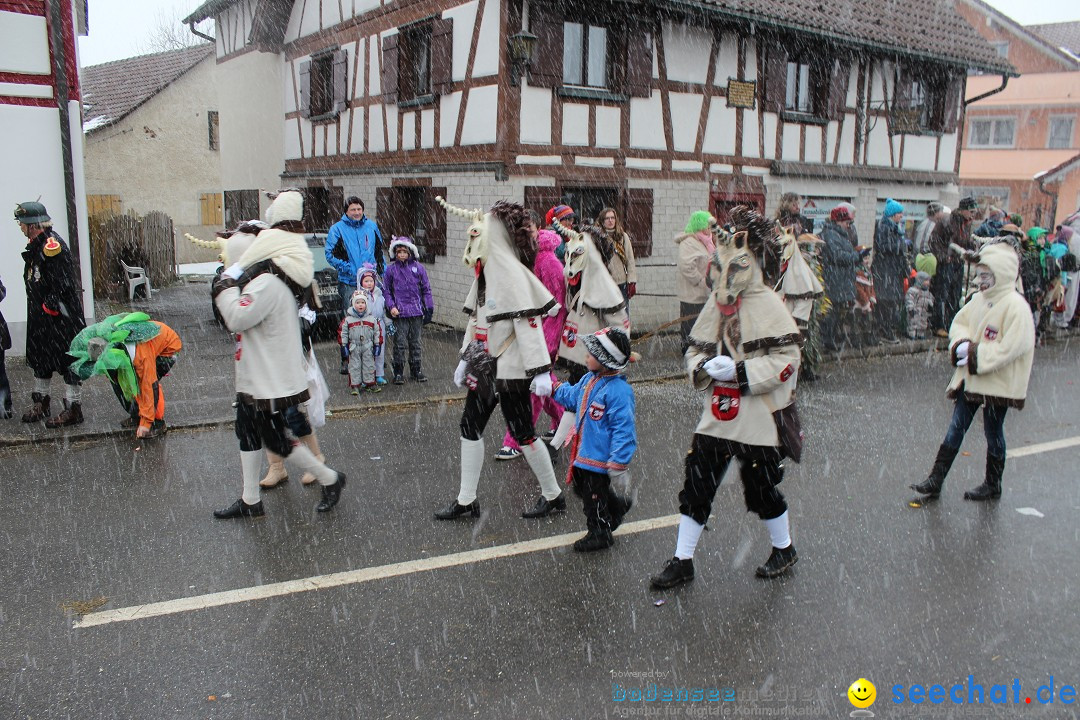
[826, 57, 849, 120]
[375, 187, 398, 240]
[381, 34, 400, 104]
[524, 186, 563, 221]
[623, 188, 653, 258]
[328, 186, 344, 229]
[430, 18, 453, 95]
[299, 59, 312, 118]
[763, 46, 787, 114]
[332, 49, 349, 115]
[624, 25, 652, 98]
[940, 73, 962, 134]
[424, 187, 448, 257]
[528, 4, 563, 89]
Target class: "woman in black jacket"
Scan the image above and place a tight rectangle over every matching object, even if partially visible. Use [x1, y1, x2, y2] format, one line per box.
[872, 199, 911, 343]
[820, 207, 861, 350]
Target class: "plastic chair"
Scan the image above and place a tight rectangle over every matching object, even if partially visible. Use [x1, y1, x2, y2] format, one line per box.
[121, 260, 152, 301]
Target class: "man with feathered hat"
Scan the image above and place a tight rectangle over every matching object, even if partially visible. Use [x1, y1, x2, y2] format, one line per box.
[433, 198, 567, 520]
[650, 207, 804, 589]
[211, 191, 346, 519]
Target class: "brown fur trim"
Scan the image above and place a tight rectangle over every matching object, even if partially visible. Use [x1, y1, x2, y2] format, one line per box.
[966, 341, 980, 375]
[742, 333, 804, 353]
[489, 200, 537, 268]
[946, 387, 1025, 410]
[272, 220, 306, 233]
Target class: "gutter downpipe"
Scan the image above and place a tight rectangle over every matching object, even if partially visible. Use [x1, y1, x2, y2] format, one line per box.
[48, 0, 79, 270]
[188, 21, 215, 43]
[954, 73, 1010, 178]
[1035, 173, 1058, 229]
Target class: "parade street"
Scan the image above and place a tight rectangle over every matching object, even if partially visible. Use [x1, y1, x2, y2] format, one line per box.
[1, 341, 1079, 719]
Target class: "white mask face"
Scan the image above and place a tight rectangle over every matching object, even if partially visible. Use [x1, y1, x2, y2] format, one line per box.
[976, 265, 996, 292]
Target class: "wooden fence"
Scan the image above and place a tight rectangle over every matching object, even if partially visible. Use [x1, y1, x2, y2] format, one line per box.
[88, 210, 177, 300]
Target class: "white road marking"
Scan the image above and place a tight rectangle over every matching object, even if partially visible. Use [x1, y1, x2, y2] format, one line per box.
[74, 513, 682, 629]
[1008, 436, 1080, 459]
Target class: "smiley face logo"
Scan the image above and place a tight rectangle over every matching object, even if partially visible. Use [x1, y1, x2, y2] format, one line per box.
[847, 678, 876, 709]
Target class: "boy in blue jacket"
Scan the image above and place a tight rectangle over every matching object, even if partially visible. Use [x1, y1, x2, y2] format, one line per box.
[544, 326, 637, 552]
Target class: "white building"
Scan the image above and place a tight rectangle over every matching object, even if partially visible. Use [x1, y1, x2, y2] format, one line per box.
[1, 0, 92, 353]
[184, 0, 1012, 331]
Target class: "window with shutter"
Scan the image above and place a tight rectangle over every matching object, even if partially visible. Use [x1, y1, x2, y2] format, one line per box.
[524, 186, 563, 221]
[623, 188, 653, 258]
[376, 185, 447, 261]
[306, 49, 340, 121]
[381, 34, 400, 104]
[528, 5, 564, 89]
[424, 187, 448, 258]
[332, 49, 348, 115]
[893, 66, 955, 135]
[763, 47, 787, 114]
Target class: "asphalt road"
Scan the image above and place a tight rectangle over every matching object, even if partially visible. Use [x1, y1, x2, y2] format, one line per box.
[1, 341, 1078, 719]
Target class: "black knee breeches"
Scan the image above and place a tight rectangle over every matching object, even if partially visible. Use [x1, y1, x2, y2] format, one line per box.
[678, 433, 787, 524]
[459, 378, 536, 444]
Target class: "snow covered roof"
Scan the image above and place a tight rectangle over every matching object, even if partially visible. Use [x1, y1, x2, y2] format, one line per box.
[80, 44, 214, 135]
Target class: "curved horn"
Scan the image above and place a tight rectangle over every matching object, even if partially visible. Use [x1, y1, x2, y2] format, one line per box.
[184, 232, 225, 249]
[435, 195, 482, 221]
[550, 217, 581, 242]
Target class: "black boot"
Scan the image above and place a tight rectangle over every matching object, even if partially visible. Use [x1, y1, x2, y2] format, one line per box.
[434, 499, 480, 520]
[316, 473, 347, 512]
[910, 444, 959, 497]
[755, 545, 798, 578]
[573, 528, 614, 552]
[45, 400, 83, 428]
[21, 393, 50, 423]
[650, 557, 695, 589]
[964, 454, 1005, 501]
[608, 493, 633, 532]
[521, 493, 566, 518]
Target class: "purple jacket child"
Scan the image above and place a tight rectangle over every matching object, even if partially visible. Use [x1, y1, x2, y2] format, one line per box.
[384, 237, 433, 319]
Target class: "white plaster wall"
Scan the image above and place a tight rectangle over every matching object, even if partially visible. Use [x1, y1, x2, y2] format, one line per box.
[460, 85, 498, 145]
[669, 92, 703, 152]
[0, 12, 50, 73]
[865, 122, 891, 166]
[901, 134, 937, 172]
[595, 106, 620, 148]
[443, 1, 478, 82]
[838, 112, 856, 164]
[715, 35, 737, 85]
[804, 125, 822, 164]
[630, 95, 665, 150]
[385, 102, 399, 151]
[401, 112, 416, 150]
[562, 103, 589, 146]
[744, 41, 757, 82]
[2, 101, 93, 349]
[350, 106, 366, 152]
[322, 0, 342, 30]
[519, 85, 552, 144]
[421, 108, 435, 148]
[702, 102, 736, 155]
[353, 0, 381, 17]
[742, 108, 759, 158]
[368, 105, 386, 152]
[440, 91, 463, 146]
[662, 23, 710, 84]
[352, 38, 367, 97]
[938, 133, 958, 173]
[781, 123, 800, 161]
[217, 52, 284, 188]
[471, 0, 500, 77]
[763, 113, 778, 159]
[369, 34, 383, 97]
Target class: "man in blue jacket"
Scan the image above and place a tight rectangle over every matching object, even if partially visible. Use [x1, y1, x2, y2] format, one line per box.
[325, 196, 384, 373]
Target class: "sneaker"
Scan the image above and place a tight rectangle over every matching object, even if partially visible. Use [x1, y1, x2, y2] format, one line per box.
[351, 388, 360, 396]
[755, 545, 798, 578]
[393, 375, 405, 385]
[376, 376, 388, 385]
[650, 557, 695, 589]
[494, 446, 522, 461]
[366, 384, 381, 393]
[413, 372, 428, 383]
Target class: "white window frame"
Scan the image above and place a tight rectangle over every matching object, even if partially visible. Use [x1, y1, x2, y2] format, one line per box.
[1048, 115, 1075, 150]
[968, 117, 1015, 148]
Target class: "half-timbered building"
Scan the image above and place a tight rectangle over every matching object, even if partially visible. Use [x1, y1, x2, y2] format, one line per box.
[184, 0, 1011, 330]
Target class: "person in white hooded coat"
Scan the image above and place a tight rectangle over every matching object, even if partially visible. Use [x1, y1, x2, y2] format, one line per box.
[211, 191, 347, 518]
[910, 241, 1035, 502]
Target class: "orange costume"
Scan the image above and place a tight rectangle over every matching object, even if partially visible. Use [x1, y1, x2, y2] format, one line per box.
[131, 322, 182, 431]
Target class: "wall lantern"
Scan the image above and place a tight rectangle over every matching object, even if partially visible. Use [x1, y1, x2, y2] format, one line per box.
[508, 30, 538, 86]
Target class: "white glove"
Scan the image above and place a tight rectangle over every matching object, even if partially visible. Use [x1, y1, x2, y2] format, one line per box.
[531, 372, 553, 397]
[954, 341, 970, 366]
[957, 356, 969, 367]
[298, 305, 317, 324]
[453, 359, 468, 388]
[222, 263, 244, 280]
[609, 469, 630, 494]
[703, 355, 737, 382]
[550, 412, 576, 449]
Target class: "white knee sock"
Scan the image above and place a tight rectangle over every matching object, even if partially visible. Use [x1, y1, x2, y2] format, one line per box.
[763, 511, 792, 549]
[34, 377, 50, 395]
[675, 515, 704, 560]
[519, 440, 561, 500]
[288, 443, 337, 486]
[458, 437, 485, 505]
[240, 450, 263, 505]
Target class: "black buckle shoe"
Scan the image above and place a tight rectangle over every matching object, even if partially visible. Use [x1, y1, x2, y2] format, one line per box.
[521, 493, 566, 518]
[213, 498, 265, 519]
[434, 499, 481, 520]
[755, 545, 798, 578]
[963, 483, 1001, 501]
[316, 473, 347, 512]
[650, 557, 695, 589]
[573, 529, 614, 552]
[393, 375, 405, 385]
[414, 372, 428, 383]
[910, 477, 943, 497]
